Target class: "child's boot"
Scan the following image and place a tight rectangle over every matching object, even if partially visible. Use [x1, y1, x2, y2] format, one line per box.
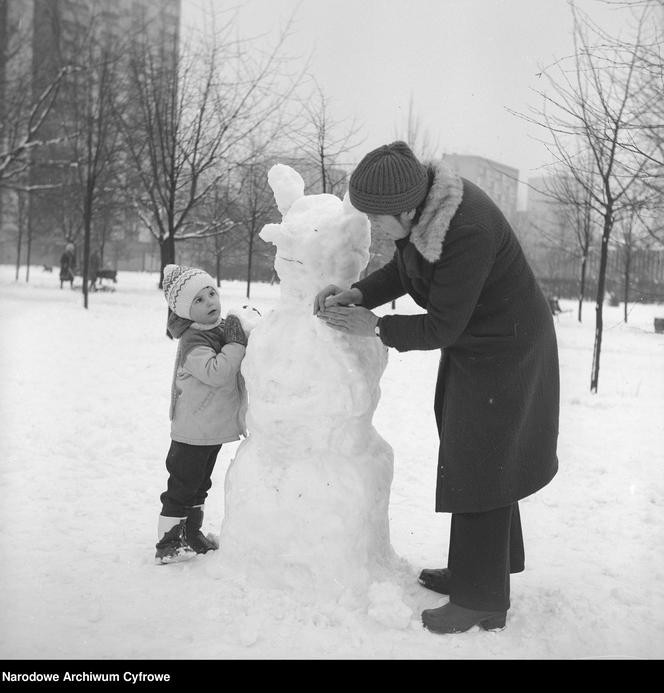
[155, 516, 196, 564]
[185, 505, 218, 554]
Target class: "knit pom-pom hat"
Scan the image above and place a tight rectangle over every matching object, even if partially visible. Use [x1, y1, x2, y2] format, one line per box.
[348, 141, 429, 215]
[163, 264, 216, 319]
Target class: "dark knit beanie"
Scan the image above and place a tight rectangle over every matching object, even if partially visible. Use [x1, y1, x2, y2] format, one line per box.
[349, 141, 429, 215]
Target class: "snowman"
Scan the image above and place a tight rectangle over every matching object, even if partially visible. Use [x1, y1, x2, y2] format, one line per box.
[217, 164, 399, 605]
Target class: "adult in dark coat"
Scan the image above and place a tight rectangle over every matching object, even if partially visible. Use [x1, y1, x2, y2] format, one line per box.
[314, 141, 559, 634]
[59, 243, 76, 289]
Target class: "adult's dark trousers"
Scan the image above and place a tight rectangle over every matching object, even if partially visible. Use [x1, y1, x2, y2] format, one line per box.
[160, 440, 221, 517]
[447, 502, 525, 612]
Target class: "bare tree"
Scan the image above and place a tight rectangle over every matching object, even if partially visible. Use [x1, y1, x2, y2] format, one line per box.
[616, 206, 636, 321]
[0, 67, 72, 186]
[628, 0, 664, 247]
[58, 22, 125, 309]
[533, 165, 598, 321]
[0, 2, 73, 187]
[116, 6, 305, 288]
[227, 157, 278, 299]
[612, 195, 654, 321]
[516, 3, 659, 392]
[614, 2, 664, 166]
[395, 94, 440, 161]
[1, 5, 78, 280]
[573, 183, 597, 322]
[293, 80, 365, 195]
[185, 181, 242, 286]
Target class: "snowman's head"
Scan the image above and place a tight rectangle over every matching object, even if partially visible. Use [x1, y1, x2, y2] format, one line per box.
[260, 164, 371, 299]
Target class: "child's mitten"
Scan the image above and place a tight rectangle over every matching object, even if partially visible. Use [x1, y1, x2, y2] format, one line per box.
[226, 304, 262, 334]
[224, 314, 248, 346]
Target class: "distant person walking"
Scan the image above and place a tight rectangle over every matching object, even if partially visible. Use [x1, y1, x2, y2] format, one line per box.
[314, 141, 560, 634]
[88, 248, 101, 291]
[59, 243, 76, 289]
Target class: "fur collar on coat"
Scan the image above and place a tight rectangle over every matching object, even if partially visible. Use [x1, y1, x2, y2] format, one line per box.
[409, 160, 464, 263]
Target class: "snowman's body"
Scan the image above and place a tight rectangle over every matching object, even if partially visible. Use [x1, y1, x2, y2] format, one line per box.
[218, 165, 397, 603]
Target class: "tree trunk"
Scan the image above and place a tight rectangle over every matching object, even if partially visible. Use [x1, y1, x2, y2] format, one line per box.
[590, 210, 612, 393]
[320, 156, 327, 193]
[578, 251, 588, 322]
[246, 232, 254, 299]
[159, 234, 176, 338]
[82, 228, 90, 307]
[25, 202, 32, 283]
[623, 246, 631, 324]
[15, 190, 24, 282]
[159, 233, 176, 289]
[82, 192, 93, 310]
[578, 196, 593, 323]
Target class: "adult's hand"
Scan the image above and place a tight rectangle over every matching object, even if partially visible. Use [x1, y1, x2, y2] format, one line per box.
[312, 285, 363, 314]
[317, 305, 378, 337]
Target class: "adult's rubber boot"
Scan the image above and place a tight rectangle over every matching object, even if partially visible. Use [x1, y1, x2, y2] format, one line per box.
[422, 602, 507, 634]
[418, 568, 451, 595]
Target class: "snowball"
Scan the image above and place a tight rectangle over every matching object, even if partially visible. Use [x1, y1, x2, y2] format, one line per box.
[226, 304, 262, 334]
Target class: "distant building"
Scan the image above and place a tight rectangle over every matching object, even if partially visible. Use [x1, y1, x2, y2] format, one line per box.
[442, 154, 519, 224]
[0, 0, 180, 269]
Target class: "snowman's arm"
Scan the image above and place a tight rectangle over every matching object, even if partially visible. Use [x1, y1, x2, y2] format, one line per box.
[182, 343, 246, 388]
[352, 251, 406, 310]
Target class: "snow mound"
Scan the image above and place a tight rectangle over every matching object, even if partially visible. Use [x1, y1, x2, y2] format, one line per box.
[368, 581, 413, 629]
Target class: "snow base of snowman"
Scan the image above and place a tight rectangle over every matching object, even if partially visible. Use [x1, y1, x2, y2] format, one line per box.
[211, 165, 421, 629]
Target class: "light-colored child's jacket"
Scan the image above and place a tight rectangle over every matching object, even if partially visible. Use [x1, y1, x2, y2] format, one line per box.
[169, 322, 246, 446]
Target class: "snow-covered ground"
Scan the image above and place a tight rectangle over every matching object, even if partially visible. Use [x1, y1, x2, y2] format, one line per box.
[0, 265, 662, 660]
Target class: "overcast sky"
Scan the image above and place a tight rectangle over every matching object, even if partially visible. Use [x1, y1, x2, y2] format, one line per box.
[182, 0, 638, 204]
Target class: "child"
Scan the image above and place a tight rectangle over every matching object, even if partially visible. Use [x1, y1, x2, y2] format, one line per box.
[156, 264, 248, 564]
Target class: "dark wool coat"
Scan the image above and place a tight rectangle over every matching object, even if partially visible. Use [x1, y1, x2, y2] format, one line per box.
[353, 161, 559, 513]
[59, 250, 75, 282]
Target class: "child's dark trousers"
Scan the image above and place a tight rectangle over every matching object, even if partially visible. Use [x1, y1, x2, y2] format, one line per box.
[160, 441, 221, 517]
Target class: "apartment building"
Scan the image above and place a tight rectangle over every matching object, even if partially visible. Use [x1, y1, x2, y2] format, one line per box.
[442, 153, 519, 224]
[0, 0, 180, 265]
